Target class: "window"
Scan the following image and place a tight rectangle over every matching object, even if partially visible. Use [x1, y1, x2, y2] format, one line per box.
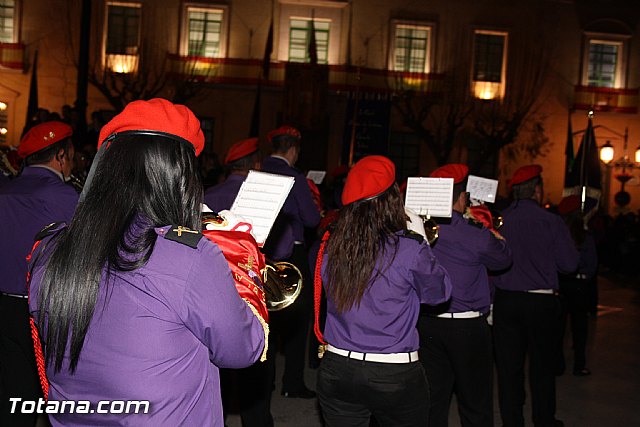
[392, 23, 431, 73]
[586, 40, 622, 88]
[183, 5, 226, 58]
[288, 18, 330, 64]
[0, 0, 16, 43]
[472, 30, 508, 100]
[105, 2, 141, 73]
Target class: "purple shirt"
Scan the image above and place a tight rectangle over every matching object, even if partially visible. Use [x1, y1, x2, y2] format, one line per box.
[0, 166, 78, 295]
[492, 199, 579, 292]
[260, 156, 320, 258]
[28, 223, 265, 426]
[321, 232, 452, 353]
[203, 173, 245, 212]
[432, 211, 512, 314]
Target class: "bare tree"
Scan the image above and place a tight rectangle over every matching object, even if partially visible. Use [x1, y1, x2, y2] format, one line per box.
[391, 32, 474, 166]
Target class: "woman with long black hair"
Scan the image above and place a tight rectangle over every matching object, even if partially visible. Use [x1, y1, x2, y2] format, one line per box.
[315, 155, 452, 427]
[27, 99, 266, 426]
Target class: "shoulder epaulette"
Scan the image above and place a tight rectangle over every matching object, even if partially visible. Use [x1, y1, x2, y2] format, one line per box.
[34, 222, 66, 242]
[402, 229, 424, 243]
[466, 218, 485, 229]
[164, 225, 203, 249]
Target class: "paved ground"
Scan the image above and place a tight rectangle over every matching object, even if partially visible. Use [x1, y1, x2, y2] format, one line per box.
[226, 273, 640, 426]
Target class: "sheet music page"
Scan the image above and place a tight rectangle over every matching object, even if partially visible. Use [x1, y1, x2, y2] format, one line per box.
[466, 175, 499, 203]
[306, 170, 327, 185]
[405, 177, 454, 218]
[230, 170, 294, 245]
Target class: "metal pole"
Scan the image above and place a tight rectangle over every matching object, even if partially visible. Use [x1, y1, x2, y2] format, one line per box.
[75, 0, 92, 146]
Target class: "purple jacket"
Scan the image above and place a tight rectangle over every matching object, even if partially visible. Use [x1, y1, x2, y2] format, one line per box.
[432, 211, 512, 314]
[203, 174, 245, 212]
[260, 156, 320, 259]
[492, 199, 580, 292]
[28, 222, 266, 426]
[0, 166, 78, 295]
[321, 231, 452, 353]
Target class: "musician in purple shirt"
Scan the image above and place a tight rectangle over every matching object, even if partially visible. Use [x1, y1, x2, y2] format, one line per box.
[492, 165, 579, 427]
[27, 99, 265, 426]
[417, 164, 512, 427]
[0, 121, 77, 426]
[316, 155, 452, 427]
[204, 137, 260, 213]
[261, 126, 321, 399]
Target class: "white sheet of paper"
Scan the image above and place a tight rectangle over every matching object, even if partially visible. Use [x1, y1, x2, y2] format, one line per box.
[405, 177, 454, 218]
[466, 175, 499, 203]
[230, 170, 294, 245]
[306, 170, 326, 185]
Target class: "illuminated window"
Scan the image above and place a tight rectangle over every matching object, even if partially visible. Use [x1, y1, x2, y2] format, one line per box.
[105, 2, 141, 73]
[288, 18, 330, 64]
[393, 24, 431, 73]
[0, 0, 16, 43]
[186, 7, 224, 58]
[472, 30, 508, 100]
[587, 40, 621, 88]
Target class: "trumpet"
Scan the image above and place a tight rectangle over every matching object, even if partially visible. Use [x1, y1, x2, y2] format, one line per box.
[201, 210, 303, 312]
[263, 261, 303, 311]
[422, 216, 439, 246]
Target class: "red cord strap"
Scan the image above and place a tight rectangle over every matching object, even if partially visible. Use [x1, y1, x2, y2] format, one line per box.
[26, 240, 50, 400]
[313, 231, 330, 357]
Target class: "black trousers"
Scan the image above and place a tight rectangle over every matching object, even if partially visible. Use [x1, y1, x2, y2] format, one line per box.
[317, 351, 429, 427]
[269, 244, 313, 393]
[418, 315, 493, 427]
[558, 278, 590, 372]
[0, 294, 41, 427]
[493, 289, 561, 427]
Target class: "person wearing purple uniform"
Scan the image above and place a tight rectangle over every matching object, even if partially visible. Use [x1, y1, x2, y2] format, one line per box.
[261, 125, 321, 399]
[315, 155, 452, 427]
[205, 137, 276, 427]
[204, 137, 260, 213]
[27, 99, 266, 426]
[418, 164, 512, 427]
[492, 165, 579, 427]
[0, 121, 77, 426]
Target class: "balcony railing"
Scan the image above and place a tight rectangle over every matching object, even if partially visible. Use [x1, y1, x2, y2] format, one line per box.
[574, 86, 639, 114]
[0, 43, 24, 70]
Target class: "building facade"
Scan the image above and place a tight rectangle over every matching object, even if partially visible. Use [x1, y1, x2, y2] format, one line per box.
[1, 0, 639, 212]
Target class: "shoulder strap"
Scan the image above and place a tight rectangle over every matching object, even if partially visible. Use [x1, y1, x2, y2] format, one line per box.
[401, 229, 424, 243]
[313, 231, 330, 357]
[163, 225, 203, 249]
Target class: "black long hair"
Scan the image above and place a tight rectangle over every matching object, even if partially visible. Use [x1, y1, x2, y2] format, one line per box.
[38, 134, 203, 373]
[325, 184, 407, 313]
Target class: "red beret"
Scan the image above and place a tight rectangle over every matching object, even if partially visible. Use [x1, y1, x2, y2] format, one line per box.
[509, 164, 542, 190]
[267, 125, 301, 143]
[429, 163, 469, 184]
[18, 121, 73, 158]
[558, 195, 597, 215]
[98, 98, 204, 156]
[557, 195, 581, 214]
[331, 164, 349, 178]
[224, 137, 259, 165]
[342, 155, 395, 205]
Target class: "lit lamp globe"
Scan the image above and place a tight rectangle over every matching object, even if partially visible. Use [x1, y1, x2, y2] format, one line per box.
[635, 146, 640, 164]
[600, 141, 614, 164]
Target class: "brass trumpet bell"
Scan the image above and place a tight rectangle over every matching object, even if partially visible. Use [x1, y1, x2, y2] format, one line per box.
[264, 261, 303, 311]
[423, 217, 440, 246]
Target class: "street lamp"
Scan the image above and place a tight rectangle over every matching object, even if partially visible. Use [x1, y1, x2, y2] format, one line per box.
[598, 127, 640, 208]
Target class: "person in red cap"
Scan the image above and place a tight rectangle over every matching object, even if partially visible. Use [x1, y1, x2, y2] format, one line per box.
[417, 164, 512, 427]
[0, 121, 78, 426]
[26, 99, 266, 426]
[204, 137, 260, 213]
[315, 155, 452, 427]
[492, 165, 579, 427]
[261, 125, 321, 399]
[556, 195, 598, 378]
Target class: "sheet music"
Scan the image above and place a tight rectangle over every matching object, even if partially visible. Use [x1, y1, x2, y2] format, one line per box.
[230, 170, 294, 245]
[306, 170, 326, 185]
[466, 175, 498, 203]
[405, 177, 454, 218]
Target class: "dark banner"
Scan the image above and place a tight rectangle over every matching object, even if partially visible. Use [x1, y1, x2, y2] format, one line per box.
[342, 94, 391, 165]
